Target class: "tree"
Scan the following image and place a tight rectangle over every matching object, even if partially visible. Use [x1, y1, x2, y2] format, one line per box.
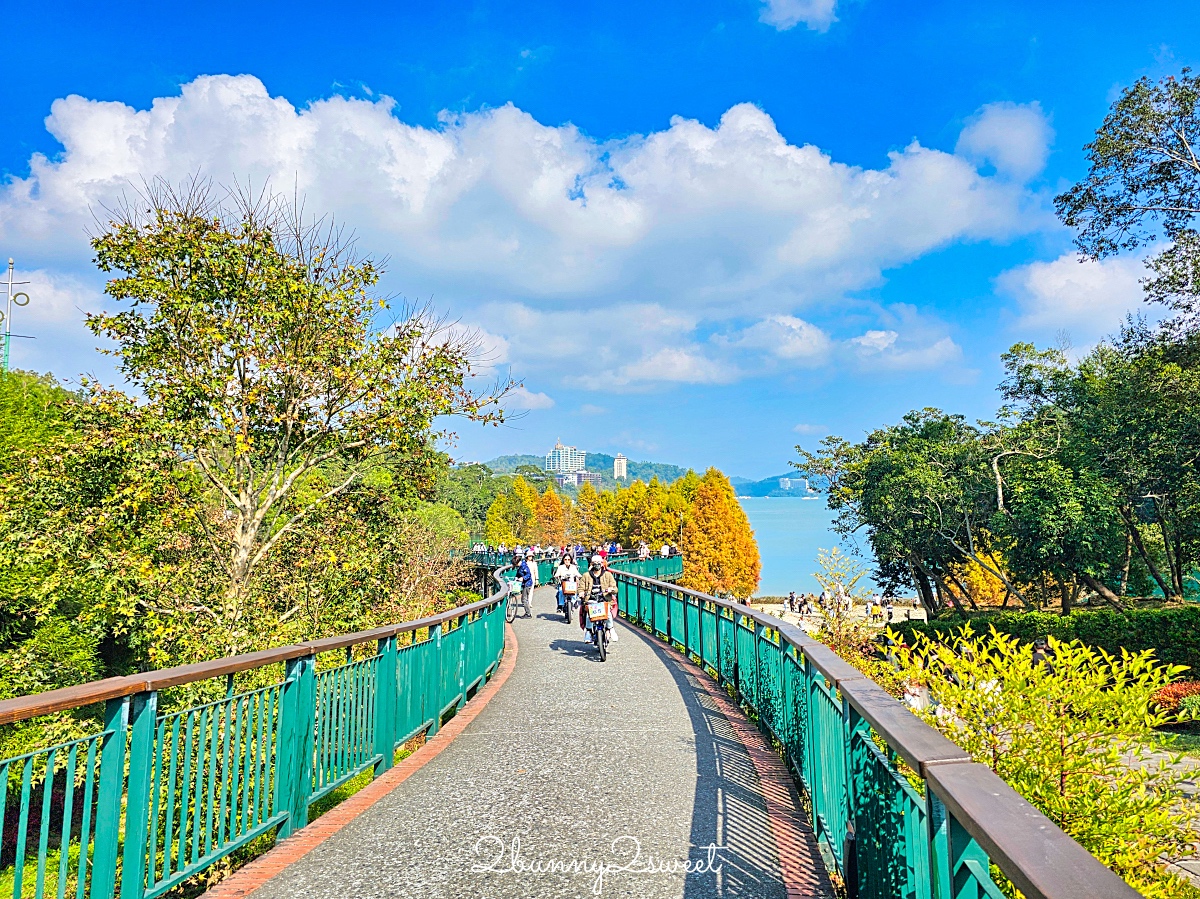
[571, 481, 605, 545]
[1055, 69, 1200, 330]
[679, 469, 760, 599]
[1001, 336, 1200, 602]
[800, 411, 1036, 614]
[89, 178, 511, 609]
[434, 462, 505, 534]
[535, 486, 565, 545]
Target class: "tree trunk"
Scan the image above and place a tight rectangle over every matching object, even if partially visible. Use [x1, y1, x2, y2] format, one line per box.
[944, 568, 978, 611]
[1153, 497, 1182, 598]
[934, 574, 968, 616]
[1058, 577, 1072, 615]
[910, 560, 938, 616]
[1119, 506, 1174, 600]
[1078, 572, 1128, 611]
[1119, 528, 1133, 596]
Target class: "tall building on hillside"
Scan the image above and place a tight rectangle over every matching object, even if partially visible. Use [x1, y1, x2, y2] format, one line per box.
[614, 453, 628, 480]
[545, 440, 586, 473]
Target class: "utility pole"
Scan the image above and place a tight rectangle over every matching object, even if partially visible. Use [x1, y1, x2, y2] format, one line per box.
[1, 258, 33, 373]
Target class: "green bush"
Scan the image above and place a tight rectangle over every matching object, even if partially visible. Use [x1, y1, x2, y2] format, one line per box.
[1181, 693, 1200, 717]
[893, 626, 1199, 898]
[891, 606, 1200, 673]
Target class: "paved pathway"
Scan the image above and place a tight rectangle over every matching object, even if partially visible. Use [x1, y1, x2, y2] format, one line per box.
[250, 586, 833, 899]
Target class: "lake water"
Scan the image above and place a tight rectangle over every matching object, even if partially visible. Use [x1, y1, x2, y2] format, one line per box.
[738, 496, 877, 597]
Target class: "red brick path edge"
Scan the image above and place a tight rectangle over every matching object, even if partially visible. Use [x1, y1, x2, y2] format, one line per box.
[201, 624, 520, 899]
[627, 621, 834, 899]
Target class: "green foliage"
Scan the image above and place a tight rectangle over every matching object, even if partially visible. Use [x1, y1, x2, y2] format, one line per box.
[434, 463, 506, 533]
[893, 627, 1199, 898]
[1054, 68, 1200, 328]
[892, 606, 1200, 673]
[88, 178, 508, 600]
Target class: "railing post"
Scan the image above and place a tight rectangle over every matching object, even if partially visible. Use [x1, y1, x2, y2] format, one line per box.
[842, 699, 871, 899]
[374, 635, 398, 773]
[925, 787, 952, 899]
[428, 624, 443, 737]
[457, 614, 468, 710]
[275, 654, 315, 839]
[120, 690, 158, 899]
[91, 696, 130, 899]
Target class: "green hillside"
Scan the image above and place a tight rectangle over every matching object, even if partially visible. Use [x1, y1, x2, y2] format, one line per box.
[482, 450, 691, 490]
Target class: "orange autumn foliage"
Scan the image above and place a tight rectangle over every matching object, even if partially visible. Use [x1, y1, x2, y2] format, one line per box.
[679, 468, 760, 599]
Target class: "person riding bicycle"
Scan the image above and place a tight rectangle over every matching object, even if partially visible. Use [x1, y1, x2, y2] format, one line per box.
[553, 552, 579, 613]
[576, 554, 617, 644]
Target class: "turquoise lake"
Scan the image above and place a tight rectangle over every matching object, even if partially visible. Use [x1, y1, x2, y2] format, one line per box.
[738, 496, 877, 597]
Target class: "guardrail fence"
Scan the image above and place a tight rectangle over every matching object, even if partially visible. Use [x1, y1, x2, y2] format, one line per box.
[612, 570, 1140, 899]
[0, 594, 506, 899]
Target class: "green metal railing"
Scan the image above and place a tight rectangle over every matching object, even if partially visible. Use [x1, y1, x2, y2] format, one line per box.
[613, 571, 1140, 899]
[0, 593, 507, 899]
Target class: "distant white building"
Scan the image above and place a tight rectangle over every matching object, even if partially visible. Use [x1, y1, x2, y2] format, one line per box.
[545, 440, 586, 474]
[554, 471, 602, 488]
[779, 477, 793, 490]
[614, 453, 628, 480]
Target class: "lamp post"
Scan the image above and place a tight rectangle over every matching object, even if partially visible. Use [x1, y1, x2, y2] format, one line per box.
[2, 258, 33, 373]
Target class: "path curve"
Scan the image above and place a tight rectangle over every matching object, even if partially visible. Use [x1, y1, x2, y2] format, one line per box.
[244, 585, 833, 898]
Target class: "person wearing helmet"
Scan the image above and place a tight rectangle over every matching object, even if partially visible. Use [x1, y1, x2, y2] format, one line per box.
[576, 554, 617, 645]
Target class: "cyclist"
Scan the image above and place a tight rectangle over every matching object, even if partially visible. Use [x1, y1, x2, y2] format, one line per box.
[576, 554, 617, 645]
[553, 552, 579, 614]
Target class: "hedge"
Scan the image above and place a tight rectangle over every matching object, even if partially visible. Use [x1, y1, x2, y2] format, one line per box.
[890, 606, 1200, 673]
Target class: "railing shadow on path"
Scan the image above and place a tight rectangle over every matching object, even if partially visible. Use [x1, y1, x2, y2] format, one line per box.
[619, 621, 825, 899]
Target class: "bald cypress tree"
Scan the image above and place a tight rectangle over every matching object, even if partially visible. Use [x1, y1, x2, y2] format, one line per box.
[680, 468, 760, 599]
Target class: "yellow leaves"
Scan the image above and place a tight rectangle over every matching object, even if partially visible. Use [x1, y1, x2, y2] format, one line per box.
[679, 469, 760, 600]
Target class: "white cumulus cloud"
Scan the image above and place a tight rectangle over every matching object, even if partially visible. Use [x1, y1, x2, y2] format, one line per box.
[848, 329, 963, 371]
[997, 251, 1149, 341]
[728, 314, 832, 365]
[955, 101, 1054, 182]
[0, 76, 1049, 389]
[759, 0, 839, 32]
[503, 385, 555, 410]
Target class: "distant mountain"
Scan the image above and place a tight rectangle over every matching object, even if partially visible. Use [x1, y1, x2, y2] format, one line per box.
[482, 450, 691, 490]
[733, 472, 828, 498]
[477, 452, 825, 496]
[483, 454, 545, 472]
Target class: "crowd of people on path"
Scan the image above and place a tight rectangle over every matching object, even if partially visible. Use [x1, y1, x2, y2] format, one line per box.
[780, 589, 919, 625]
[508, 544, 623, 649]
[470, 540, 679, 559]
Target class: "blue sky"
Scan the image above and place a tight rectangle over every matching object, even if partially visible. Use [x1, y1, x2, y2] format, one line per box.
[1, 0, 1196, 478]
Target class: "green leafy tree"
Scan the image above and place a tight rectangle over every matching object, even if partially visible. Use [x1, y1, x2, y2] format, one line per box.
[1055, 69, 1200, 331]
[88, 178, 510, 608]
[433, 462, 505, 534]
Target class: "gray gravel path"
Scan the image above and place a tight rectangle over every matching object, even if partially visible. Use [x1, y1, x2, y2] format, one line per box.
[252, 586, 831, 898]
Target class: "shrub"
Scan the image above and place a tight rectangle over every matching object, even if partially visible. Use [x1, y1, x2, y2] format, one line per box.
[1181, 694, 1200, 718]
[892, 625, 1199, 898]
[1154, 681, 1200, 712]
[892, 607, 1200, 673]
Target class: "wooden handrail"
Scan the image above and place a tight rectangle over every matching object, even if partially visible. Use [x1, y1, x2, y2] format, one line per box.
[612, 569, 1140, 899]
[0, 593, 504, 727]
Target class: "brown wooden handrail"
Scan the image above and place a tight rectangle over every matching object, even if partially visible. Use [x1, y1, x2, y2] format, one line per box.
[0, 593, 504, 727]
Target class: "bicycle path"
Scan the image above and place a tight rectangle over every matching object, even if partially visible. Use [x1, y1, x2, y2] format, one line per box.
[248, 585, 834, 898]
